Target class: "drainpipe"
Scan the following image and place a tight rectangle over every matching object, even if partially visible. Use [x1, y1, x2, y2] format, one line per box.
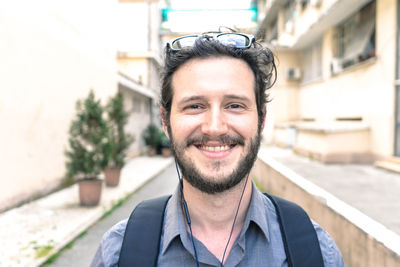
[395, 0, 400, 156]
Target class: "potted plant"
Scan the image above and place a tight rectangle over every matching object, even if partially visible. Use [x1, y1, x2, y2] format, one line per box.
[142, 124, 162, 156]
[102, 92, 134, 187]
[65, 90, 108, 206]
[160, 132, 172, 157]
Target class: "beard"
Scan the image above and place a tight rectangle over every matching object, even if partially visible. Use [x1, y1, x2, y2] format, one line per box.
[168, 126, 261, 194]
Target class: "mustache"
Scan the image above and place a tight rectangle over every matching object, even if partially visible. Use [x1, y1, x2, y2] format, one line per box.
[185, 134, 245, 147]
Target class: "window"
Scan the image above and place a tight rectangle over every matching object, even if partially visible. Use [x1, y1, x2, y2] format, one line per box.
[302, 38, 322, 83]
[335, 1, 376, 70]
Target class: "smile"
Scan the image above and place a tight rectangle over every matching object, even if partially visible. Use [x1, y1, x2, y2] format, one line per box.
[189, 136, 243, 155]
[199, 145, 231, 152]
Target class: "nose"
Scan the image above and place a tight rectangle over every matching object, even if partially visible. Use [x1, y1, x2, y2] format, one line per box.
[201, 106, 228, 136]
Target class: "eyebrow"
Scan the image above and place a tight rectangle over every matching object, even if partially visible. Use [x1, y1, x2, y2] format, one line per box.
[177, 94, 252, 106]
[177, 95, 207, 106]
[224, 94, 252, 102]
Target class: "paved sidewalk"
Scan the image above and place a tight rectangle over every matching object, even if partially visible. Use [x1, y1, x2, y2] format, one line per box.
[0, 156, 173, 267]
[259, 145, 400, 236]
[47, 164, 178, 267]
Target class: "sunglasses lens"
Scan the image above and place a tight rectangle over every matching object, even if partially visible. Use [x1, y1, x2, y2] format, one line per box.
[171, 36, 198, 50]
[169, 33, 253, 51]
[217, 34, 251, 48]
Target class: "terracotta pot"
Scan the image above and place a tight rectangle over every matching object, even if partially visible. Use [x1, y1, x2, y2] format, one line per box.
[104, 167, 121, 187]
[78, 179, 102, 206]
[148, 147, 157, 156]
[161, 148, 172, 157]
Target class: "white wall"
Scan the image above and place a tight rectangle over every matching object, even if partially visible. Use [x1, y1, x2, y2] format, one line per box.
[116, 2, 149, 53]
[0, 0, 118, 210]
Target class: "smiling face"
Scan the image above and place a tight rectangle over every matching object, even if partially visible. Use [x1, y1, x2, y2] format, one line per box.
[164, 57, 263, 194]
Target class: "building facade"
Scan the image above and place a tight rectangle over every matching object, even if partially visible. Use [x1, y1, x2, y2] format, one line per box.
[116, 0, 162, 156]
[0, 0, 162, 211]
[257, 0, 399, 165]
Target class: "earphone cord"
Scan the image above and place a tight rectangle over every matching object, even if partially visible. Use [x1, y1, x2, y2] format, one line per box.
[175, 159, 200, 267]
[220, 172, 249, 267]
[174, 158, 250, 267]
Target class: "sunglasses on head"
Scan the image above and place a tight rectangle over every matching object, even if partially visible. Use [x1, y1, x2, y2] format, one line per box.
[167, 32, 255, 51]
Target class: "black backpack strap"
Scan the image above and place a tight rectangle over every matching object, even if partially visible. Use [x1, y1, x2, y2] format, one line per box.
[264, 193, 324, 267]
[118, 195, 171, 267]
[118, 192, 323, 267]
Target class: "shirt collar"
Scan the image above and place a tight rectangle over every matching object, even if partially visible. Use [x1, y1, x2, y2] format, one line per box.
[160, 181, 271, 255]
[161, 186, 188, 255]
[239, 181, 271, 243]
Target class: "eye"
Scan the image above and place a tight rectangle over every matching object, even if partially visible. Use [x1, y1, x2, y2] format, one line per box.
[186, 104, 201, 110]
[182, 103, 205, 113]
[227, 103, 245, 110]
[230, 104, 241, 109]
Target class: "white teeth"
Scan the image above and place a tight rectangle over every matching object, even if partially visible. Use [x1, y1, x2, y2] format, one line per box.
[200, 145, 230, 152]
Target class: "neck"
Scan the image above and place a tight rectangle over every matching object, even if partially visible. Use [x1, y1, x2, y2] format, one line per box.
[181, 176, 253, 263]
[181, 176, 253, 232]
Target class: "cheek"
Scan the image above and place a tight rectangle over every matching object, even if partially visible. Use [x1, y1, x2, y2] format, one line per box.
[170, 115, 202, 139]
[226, 114, 258, 136]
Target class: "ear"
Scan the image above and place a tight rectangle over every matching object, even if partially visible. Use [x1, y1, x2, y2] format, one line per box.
[260, 106, 266, 132]
[160, 106, 169, 138]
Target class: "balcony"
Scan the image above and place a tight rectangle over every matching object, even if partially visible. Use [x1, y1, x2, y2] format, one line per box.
[258, 0, 374, 49]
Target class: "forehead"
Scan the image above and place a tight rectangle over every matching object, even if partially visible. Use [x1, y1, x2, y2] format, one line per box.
[171, 57, 256, 101]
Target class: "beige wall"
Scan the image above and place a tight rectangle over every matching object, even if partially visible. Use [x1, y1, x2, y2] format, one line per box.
[0, 1, 118, 211]
[296, 130, 371, 155]
[271, 50, 301, 122]
[118, 59, 149, 85]
[297, 0, 397, 158]
[119, 86, 152, 156]
[266, 0, 397, 158]
[251, 157, 400, 267]
[264, 50, 301, 143]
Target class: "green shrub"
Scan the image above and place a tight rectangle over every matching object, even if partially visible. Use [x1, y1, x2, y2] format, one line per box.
[103, 92, 134, 168]
[142, 124, 163, 149]
[65, 90, 108, 180]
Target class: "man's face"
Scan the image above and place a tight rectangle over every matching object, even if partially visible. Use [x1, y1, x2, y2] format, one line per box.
[164, 57, 263, 194]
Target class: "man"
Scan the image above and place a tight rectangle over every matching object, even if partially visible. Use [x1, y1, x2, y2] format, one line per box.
[91, 33, 345, 266]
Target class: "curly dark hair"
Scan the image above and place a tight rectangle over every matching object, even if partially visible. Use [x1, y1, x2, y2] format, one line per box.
[160, 36, 277, 127]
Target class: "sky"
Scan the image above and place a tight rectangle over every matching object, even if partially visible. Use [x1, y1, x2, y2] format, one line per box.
[168, 0, 253, 9]
[162, 0, 256, 33]
[115, 0, 256, 51]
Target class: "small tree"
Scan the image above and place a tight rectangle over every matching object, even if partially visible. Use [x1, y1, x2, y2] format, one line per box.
[160, 131, 171, 149]
[142, 124, 162, 150]
[103, 92, 134, 168]
[65, 90, 108, 180]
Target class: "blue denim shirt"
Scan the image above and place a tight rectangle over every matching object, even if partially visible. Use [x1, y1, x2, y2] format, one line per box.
[91, 183, 345, 267]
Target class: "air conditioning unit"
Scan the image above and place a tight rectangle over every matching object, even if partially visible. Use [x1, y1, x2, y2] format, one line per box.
[286, 68, 301, 81]
[331, 58, 343, 75]
[310, 0, 322, 7]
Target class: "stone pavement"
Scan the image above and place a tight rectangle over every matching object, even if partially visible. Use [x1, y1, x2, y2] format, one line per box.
[0, 156, 173, 267]
[47, 164, 178, 267]
[260, 145, 400, 236]
[258, 145, 400, 258]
